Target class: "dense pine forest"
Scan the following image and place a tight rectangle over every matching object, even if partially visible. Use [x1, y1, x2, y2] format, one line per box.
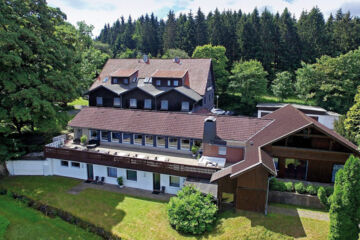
[97, 7, 360, 77]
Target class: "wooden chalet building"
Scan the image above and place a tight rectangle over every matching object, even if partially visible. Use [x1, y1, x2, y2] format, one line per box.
[87, 57, 215, 112]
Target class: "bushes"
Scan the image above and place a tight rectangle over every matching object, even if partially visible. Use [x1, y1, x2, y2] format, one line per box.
[0, 215, 10, 240]
[167, 185, 218, 235]
[284, 182, 294, 192]
[317, 187, 330, 210]
[294, 182, 306, 194]
[306, 185, 318, 195]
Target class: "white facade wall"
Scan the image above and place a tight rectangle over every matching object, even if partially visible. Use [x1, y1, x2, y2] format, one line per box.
[6, 158, 185, 195]
[257, 110, 338, 130]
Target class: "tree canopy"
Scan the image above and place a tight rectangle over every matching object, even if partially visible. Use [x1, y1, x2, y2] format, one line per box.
[271, 71, 294, 100]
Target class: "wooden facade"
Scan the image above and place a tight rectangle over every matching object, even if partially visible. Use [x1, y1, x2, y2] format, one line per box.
[122, 88, 154, 109]
[156, 90, 196, 111]
[44, 146, 217, 179]
[89, 87, 117, 107]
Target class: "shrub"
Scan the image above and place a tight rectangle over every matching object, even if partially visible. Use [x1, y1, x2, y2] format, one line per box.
[317, 187, 330, 210]
[167, 185, 218, 235]
[80, 135, 87, 144]
[269, 178, 286, 192]
[117, 177, 123, 186]
[191, 145, 199, 155]
[0, 215, 10, 239]
[306, 185, 318, 195]
[294, 182, 306, 194]
[284, 182, 294, 192]
[325, 186, 334, 196]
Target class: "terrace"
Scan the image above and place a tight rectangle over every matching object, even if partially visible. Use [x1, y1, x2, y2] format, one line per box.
[44, 135, 219, 179]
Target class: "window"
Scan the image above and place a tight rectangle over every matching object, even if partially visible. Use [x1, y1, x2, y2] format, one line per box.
[71, 162, 80, 168]
[169, 176, 180, 187]
[122, 133, 131, 144]
[181, 101, 189, 111]
[167, 80, 171, 86]
[157, 136, 166, 148]
[112, 78, 118, 84]
[174, 80, 179, 86]
[107, 167, 117, 178]
[168, 137, 178, 149]
[123, 78, 129, 84]
[111, 132, 120, 142]
[90, 130, 98, 140]
[161, 100, 168, 110]
[285, 158, 307, 180]
[96, 97, 103, 106]
[156, 80, 161, 86]
[61, 161, 68, 167]
[134, 134, 143, 145]
[114, 97, 121, 107]
[130, 98, 137, 108]
[194, 140, 202, 148]
[145, 135, 154, 146]
[144, 99, 151, 109]
[218, 146, 227, 155]
[126, 170, 137, 181]
[181, 139, 190, 150]
[273, 158, 279, 170]
[101, 131, 109, 142]
[332, 164, 344, 182]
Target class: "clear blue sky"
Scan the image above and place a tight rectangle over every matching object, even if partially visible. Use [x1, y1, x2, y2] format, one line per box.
[47, 0, 360, 36]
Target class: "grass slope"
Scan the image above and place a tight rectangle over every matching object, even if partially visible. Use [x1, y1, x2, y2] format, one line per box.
[68, 97, 88, 106]
[0, 195, 100, 240]
[0, 176, 329, 240]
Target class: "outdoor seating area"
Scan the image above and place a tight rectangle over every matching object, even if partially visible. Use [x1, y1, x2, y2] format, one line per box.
[85, 176, 106, 185]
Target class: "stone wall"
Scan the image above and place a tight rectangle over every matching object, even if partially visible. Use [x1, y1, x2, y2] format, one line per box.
[269, 190, 324, 209]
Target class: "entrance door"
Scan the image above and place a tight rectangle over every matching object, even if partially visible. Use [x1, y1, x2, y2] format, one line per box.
[153, 173, 160, 191]
[87, 164, 94, 180]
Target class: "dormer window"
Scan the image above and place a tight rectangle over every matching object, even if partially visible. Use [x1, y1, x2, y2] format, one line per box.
[156, 80, 161, 86]
[167, 80, 171, 86]
[161, 100, 168, 110]
[114, 97, 121, 107]
[174, 80, 179, 86]
[96, 97, 103, 106]
[123, 78, 129, 84]
[112, 78, 119, 84]
[181, 101, 189, 111]
[130, 99, 137, 108]
[144, 99, 151, 109]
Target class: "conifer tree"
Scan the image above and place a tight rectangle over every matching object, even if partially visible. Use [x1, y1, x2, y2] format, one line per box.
[163, 11, 177, 51]
[195, 8, 208, 46]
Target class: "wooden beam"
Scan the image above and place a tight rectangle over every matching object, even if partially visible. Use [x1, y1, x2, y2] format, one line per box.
[270, 146, 351, 162]
[293, 134, 330, 139]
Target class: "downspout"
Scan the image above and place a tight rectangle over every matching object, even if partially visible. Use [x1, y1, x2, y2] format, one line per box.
[265, 176, 274, 215]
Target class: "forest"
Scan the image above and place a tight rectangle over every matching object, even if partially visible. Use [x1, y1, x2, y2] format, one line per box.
[97, 7, 360, 77]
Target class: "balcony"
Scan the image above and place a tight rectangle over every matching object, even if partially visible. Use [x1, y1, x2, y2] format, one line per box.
[44, 136, 219, 179]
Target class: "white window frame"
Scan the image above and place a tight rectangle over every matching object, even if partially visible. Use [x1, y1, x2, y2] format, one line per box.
[107, 167, 117, 178]
[113, 97, 121, 107]
[96, 97, 103, 106]
[168, 137, 178, 149]
[181, 101, 189, 111]
[169, 176, 180, 187]
[130, 98, 137, 108]
[89, 130, 98, 140]
[134, 134, 143, 145]
[101, 131, 109, 142]
[145, 135, 154, 146]
[71, 162, 80, 168]
[181, 139, 190, 151]
[174, 80, 179, 86]
[144, 99, 151, 109]
[156, 80, 161, 86]
[122, 133, 132, 144]
[218, 146, 227, 155]
[161, 100, 168, 110]
[157, 136, 166, 148]
[111, 132, 120, 142]
[167, 80, 171, 86]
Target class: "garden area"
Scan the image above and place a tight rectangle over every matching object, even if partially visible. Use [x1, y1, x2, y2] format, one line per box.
[0, 176, 330, 240]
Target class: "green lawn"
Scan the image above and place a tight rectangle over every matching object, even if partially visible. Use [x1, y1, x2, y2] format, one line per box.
[257, 95, 316, 106]
[68, 97, 88, 106]
[0, 195, 100, 240]
[0, 176, 329, 240]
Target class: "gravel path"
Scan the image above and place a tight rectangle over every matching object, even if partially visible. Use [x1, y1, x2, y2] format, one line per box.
[268, 205, 329, 221]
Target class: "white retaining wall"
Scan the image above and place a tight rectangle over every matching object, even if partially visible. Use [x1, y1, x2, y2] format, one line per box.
[6, 158, 185, 195]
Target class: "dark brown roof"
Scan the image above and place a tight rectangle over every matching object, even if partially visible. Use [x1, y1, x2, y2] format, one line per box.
[151, 70, 187, 78]
[90, 59, 212, 95]
[211, 105, 360, 182]
[110, 69, 138, 77]
[69, 107, 272, 142]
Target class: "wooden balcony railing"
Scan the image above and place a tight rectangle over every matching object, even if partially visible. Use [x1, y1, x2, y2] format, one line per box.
[44, 146, 218, 179]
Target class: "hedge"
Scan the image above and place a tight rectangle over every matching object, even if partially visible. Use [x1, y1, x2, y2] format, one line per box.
[0, 215, 10, 240]
[269, 178, 334, 204]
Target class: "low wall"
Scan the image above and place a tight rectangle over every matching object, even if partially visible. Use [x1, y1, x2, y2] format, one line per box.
[6, 160, 52, 176]
[269, 190, 324, 209]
